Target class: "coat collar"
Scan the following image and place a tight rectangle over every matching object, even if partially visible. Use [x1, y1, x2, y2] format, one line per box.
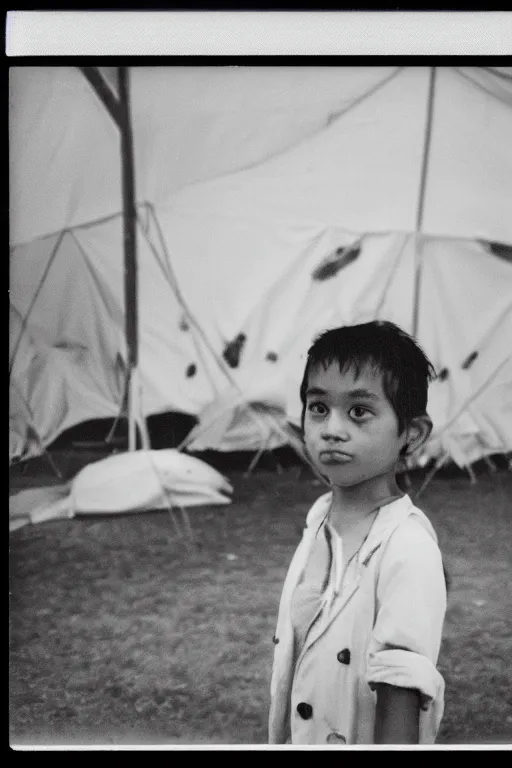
[277, 491, 438, 650]
[304, 490, 438, 564]
[295, 492, 436, 660]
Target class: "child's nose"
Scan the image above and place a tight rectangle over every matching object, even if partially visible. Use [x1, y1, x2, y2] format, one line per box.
[321, 412, 350, 441]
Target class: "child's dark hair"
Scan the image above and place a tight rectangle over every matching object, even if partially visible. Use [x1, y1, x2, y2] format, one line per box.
[300, 320, 436, 437]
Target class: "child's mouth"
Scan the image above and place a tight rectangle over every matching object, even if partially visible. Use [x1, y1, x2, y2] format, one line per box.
[319, 450, 353, 465]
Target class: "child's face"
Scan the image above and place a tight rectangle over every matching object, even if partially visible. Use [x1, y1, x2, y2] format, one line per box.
[303, 362, 407, 489]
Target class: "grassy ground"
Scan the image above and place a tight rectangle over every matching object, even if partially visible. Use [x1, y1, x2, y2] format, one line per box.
[9, 451, 512, 746]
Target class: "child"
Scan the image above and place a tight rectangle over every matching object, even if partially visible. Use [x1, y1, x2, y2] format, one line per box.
[268, 321, 447, 745]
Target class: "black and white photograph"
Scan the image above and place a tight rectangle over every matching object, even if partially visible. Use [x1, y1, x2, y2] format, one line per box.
[8, 11, 512, 752]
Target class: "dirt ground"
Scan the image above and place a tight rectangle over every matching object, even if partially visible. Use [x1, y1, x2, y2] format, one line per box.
[9, 449, 512, 747]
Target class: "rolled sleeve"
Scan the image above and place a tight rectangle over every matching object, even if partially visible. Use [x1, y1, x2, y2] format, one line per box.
[366, 519, 447, 711]
[367, 649, 444, 711]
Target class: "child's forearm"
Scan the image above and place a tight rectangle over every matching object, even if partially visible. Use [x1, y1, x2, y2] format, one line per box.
[374, 684, 420, 744]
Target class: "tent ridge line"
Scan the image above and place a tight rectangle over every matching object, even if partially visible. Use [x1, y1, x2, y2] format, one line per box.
[160, 66, 405, 198]
[321, 66, 405, 129]
[11, 202, 154, 252]
[480, 65, 512, 84]
[412, 66, 437, 338]
[453, 66, 512, 110]
[415, 67, 437, 234]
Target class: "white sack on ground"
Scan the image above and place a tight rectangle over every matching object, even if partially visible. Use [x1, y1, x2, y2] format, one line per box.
[10, 451, 233, 530]
[70, 449, 233, 514]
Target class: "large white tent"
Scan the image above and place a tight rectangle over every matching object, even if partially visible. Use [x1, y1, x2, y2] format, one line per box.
[9, 66, 512, 470]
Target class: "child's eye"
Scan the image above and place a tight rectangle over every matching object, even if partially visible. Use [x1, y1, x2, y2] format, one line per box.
[308, 402, 328, 416]
[350, 405, 372, 420]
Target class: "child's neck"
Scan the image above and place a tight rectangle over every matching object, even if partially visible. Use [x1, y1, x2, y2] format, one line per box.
[329, 473, 403, 529]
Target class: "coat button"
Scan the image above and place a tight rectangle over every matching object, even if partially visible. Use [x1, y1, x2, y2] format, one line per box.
[337, 648, 351, 664]
[326, 731, 347, 744]
[296, 702, 313, 720]
[272, 634, 279, 645]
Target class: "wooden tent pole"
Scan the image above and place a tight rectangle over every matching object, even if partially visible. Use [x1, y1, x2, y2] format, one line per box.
[80, 66, 143, 451]
[118, 67, 139, 452]
[413, 66, 437, 339]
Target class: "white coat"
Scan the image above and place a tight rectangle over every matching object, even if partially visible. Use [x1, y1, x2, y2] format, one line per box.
[268, 493, 447, 745]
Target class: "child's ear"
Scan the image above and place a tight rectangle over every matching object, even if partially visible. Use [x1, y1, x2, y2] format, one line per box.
[403, 415, 433, 457]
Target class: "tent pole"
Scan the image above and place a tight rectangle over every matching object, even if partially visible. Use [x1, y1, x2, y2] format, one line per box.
[127, 369, 137, 451]
[118, 67, 140, 452]
[80, 66, 146, 452]
[413, 66, 437, 338]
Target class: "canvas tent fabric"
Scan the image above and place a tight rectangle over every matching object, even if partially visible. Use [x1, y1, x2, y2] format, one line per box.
[185, 233, 512, 470]
[9, 66, 512, 468]
[10, 66, 512, 246]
